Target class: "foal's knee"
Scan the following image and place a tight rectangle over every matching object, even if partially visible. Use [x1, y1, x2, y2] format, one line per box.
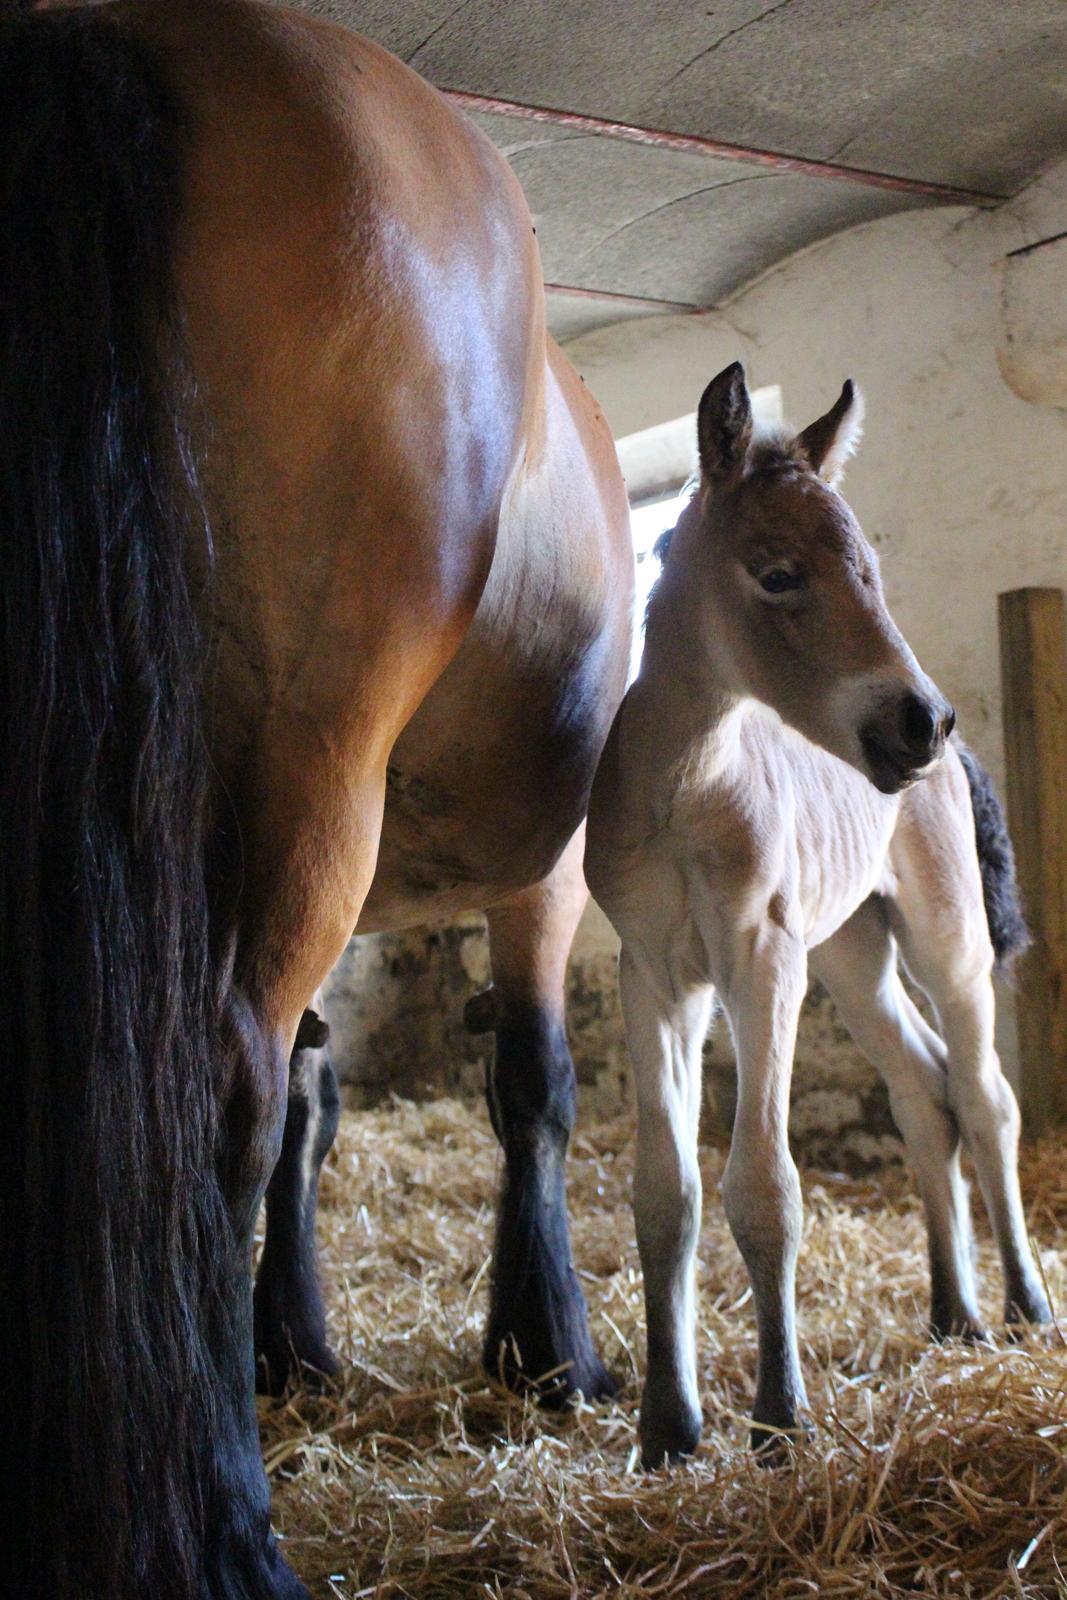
[275, 1031, 340, 1190]
[723, 1148, 803, 1273]
[635, 1137, 701, 1257]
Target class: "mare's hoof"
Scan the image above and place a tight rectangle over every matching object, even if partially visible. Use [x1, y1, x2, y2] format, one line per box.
[483, 1331, 618, 1407]
[255, 1335, 341, 1397]
[538, 1352, 619, 1409]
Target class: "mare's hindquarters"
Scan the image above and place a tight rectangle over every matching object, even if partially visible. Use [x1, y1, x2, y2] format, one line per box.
[0, 12, 304, 1597]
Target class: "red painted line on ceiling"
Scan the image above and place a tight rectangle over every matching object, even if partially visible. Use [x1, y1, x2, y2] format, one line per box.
[441, 90, 1006, 210]
[544, 282, 700, 312]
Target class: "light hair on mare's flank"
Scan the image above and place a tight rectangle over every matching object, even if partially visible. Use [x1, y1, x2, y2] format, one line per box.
[586, 361, 1050, 1469]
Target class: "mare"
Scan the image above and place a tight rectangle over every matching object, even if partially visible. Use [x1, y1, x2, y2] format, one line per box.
[586, 362, 1050, 1468]
[0, 3, 632, 1595]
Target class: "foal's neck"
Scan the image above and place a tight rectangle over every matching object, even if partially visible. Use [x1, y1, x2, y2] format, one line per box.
[638, 551, 745, 782]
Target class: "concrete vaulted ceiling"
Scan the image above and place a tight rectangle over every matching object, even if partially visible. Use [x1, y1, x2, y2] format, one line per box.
[292, 0, 1067, 341]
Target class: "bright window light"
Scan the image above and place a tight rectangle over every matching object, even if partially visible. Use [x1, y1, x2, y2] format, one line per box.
[617, 386, 782, 681]
[629, 488, 691, 681]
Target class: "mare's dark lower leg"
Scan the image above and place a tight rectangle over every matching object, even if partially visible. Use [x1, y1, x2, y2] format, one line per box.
[476, 830, 616, 1403]
[211, 982, 312, 1599]
[254, 1004, 341, 1393]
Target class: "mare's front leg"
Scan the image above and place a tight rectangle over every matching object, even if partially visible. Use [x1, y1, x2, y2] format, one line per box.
[476, 826, 616, 1403]
[721, 921, 809, 1452]
[620, 949, 715, 1466]
[254, 1000, 341, 1393]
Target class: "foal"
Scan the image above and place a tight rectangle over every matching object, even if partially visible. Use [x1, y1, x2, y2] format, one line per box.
[586, 363, 1051, 1467]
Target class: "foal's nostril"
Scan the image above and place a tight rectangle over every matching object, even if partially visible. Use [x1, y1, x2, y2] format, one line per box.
[943, 705, 957, 739]
[901, 692, 938, 753]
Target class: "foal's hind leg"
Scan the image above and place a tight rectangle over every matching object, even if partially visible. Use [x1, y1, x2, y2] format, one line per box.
[811, 898, 987, 1340]
[890, 791, 1051, 1327]
[478, 826, 616, 1403]
[254, 1000, 341, 1394]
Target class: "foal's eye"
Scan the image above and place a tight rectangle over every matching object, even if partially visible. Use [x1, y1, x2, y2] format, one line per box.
[758, 566, 803, 595]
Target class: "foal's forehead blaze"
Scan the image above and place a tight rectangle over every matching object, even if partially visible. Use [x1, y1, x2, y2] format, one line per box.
[734, 469, 869, 569]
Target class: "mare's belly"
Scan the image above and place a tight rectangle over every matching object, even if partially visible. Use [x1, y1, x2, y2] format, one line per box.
[356, 625, 624, 932]
[356, 752, 573, 932]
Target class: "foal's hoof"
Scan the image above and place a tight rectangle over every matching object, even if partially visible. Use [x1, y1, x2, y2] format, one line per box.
[749, 1392, 810, 1464]
[750, 1418, 807, 1464]
[929, 1313, 992, 1346]
[1005, 1281, 1054, 1332]
[929, 1288, 992, 1345]
[639, 1395, 702, 1469]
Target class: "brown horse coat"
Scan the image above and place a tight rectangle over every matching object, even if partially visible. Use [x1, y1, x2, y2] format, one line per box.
[0, 5, 631, 1595]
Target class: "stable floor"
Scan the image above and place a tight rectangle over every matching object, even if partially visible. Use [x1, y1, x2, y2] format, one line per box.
[264, 1099, 1067, 1598]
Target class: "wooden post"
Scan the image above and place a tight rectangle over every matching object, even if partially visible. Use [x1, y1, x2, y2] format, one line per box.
[998, 586, 1067, 1137]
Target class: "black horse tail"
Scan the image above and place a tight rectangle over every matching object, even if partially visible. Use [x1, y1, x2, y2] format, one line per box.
[955, 741, 1031, 973]
[0, 13, 299, 1599]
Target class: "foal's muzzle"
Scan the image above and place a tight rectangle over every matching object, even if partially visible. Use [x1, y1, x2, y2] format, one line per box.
[860, 690, 955, 794]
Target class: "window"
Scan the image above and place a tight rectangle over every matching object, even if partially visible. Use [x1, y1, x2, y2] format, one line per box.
[629, 488, 691, 680]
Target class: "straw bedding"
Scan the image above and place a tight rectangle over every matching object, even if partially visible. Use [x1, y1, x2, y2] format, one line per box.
[263, 1097, 1067, 1598]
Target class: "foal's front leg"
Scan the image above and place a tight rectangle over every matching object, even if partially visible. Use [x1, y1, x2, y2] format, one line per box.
[721, 922, 809, 1452]
[620, 950, 715, 1466]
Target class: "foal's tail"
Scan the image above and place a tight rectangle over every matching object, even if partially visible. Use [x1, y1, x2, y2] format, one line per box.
[0, 14, 284, 1599]
[954, 741, 1031, 972]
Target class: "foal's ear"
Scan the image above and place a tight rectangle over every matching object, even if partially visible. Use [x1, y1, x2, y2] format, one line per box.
[697, 361, 753, 488]
[796, 379, 865, 487]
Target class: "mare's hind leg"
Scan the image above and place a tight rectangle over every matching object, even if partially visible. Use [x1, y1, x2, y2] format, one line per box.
[476, 826, 616, 1403]
[254, 1000, 341, 1394]
[811, 897, 987, 1340]
[890, 781, 1051, 1327]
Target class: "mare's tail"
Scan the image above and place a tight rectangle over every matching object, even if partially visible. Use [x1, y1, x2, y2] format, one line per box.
[0, 11, 301, 1597]
[955, 741, 1031, 973]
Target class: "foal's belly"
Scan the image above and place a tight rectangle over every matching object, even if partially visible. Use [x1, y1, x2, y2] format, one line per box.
[798, 770, 899, 949]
